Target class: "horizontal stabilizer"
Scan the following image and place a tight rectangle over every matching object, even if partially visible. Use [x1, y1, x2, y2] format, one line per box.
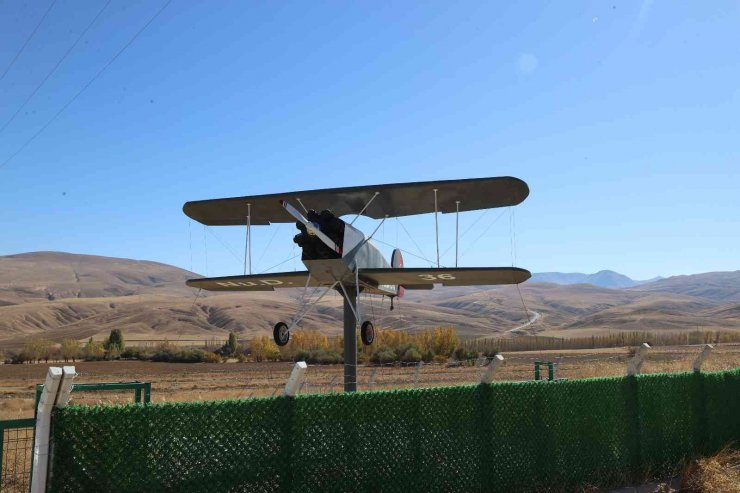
[360, 267, 531, 287]
[186, 272, 318, 291]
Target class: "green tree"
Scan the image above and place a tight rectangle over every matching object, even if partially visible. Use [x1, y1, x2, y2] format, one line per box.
[223, 331, 239, 356]
[60, 339, 81, 362]
[84, 338, 105, 360]
[105, 329, 125, 353]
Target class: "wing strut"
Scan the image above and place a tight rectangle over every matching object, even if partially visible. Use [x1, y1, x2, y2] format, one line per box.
[434, 188, 440, 268]
[455, 200, 460, 267]
[243, 202, 251, 275]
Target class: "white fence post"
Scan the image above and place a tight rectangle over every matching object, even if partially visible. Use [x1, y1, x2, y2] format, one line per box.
[693, 344, 714, 372]
[413, 361, 424, 387]
[284, 361, 307, 397]
[368, 367, 378, 391]
[627, 343, 651, 376]
[481, 354, 505, 384]
[30, 366, 77, 493]
[554, 355, 562, 380]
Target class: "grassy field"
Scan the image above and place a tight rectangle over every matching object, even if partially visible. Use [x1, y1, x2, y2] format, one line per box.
[2, 344, 738, 421]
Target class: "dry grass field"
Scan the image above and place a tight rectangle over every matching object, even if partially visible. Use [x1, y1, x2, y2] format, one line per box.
[2, 344, 738, 421]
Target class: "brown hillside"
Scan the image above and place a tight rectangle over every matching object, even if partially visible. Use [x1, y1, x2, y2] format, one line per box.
[630, 271, 740, 302]
[1, 252, 739, 350]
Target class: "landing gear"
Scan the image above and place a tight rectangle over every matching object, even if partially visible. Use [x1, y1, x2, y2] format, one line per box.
[273, 322, 290, 346]
[360, 321, 375, 346]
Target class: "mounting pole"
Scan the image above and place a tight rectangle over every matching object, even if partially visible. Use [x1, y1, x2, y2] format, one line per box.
[433, 188, 440, 268]
[455, 200, 460, 268]
[244, 203, 252, 275]
[343, 291, 358, 392]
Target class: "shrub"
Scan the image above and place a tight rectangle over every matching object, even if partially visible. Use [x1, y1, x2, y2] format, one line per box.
[202, 351, 222, 363]
[294, 349, 342, 365]
[370, 346, 397, 364]
[433, 354, 449, 363]
[401, 347, 422, 363]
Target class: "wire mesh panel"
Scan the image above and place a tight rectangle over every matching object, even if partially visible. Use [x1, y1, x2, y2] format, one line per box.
[48, 368, 740, 493]
[0, 419, 35, 493]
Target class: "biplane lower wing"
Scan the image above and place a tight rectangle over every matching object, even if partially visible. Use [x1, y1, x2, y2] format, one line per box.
[360, 267, 531, 287]
[186, 272, 320, 291]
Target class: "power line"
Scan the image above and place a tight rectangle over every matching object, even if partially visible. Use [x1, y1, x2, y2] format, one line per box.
[0, 0, 59, 83]
[0, 0, 172, 171]
[0, 0, 113, 137]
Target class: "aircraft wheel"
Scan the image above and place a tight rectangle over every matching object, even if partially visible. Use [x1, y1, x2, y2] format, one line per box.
[273, 322, 290, 346]
[361, 321, 375, 346]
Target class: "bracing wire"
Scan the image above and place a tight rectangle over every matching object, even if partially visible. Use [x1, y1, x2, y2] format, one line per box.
[254, 224, 282, 272]
[0, 0, 172, 170]
[459, 208, 508, 259]
[0, 0, 113, 137]
[205, 226, 242, 266]
[260, 253, 301, 274]
[396, 217, 436, 266]
[0, 0, 59, 83]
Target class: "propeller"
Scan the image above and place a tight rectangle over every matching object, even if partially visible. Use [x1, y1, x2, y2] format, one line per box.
[280, 200, 342, 255]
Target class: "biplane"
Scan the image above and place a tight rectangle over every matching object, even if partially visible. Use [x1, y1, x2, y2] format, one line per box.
[183, 177, 531, 391]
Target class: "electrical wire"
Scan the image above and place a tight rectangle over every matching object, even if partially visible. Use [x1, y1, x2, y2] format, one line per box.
[0, 0, 59, 83]
[0, 0, 113, 137]
[0, 0, 172, 170]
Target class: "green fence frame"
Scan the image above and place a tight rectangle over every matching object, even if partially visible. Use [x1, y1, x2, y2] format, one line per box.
[1, 381, 151, 493]
[34, 381, 151, 416]
[0, 418, 36, 493]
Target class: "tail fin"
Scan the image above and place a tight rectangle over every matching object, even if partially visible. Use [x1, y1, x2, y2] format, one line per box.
[391, 248, 405, 298]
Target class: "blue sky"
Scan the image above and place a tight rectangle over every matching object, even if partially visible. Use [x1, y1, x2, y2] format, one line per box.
[0, 1, 737, 280]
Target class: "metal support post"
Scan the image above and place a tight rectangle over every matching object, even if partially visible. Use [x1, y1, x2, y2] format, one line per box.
[343, 293, 358, 392]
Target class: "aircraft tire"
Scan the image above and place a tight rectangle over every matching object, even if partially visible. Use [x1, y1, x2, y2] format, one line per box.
[273, 322, 290, 346]
[361, 321, 375, 346]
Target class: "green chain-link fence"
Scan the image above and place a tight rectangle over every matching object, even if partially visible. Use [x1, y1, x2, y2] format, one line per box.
[49, 368, 740, 492]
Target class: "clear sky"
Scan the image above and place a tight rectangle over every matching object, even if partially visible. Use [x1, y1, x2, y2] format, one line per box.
[0, 1, 738, 280]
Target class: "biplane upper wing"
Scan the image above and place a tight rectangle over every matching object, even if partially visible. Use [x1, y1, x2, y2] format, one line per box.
[183, 176, 529, 226]
[186, 271, 320, 291]
[359, 267, 531, 288]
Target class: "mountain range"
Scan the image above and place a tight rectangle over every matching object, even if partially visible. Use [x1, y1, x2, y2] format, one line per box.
[0, 252, 738, 350]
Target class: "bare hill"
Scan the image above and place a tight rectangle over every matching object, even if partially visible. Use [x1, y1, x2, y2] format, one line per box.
[630, 271, 740, 302]
[0, 251, 196, 305]
[0, 252, 738, 350]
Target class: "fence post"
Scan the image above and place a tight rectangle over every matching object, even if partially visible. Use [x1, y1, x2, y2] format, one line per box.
[627, 343, 651, 376]
[369, 367, 378, 391]
[30, 366, 76, 493]
[554, 356, 562, 380]
[480, 354, 504, 384]
[692, 344, 714, 372]
[284, 361, 307, 397]
[413, 361, 424, 387]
